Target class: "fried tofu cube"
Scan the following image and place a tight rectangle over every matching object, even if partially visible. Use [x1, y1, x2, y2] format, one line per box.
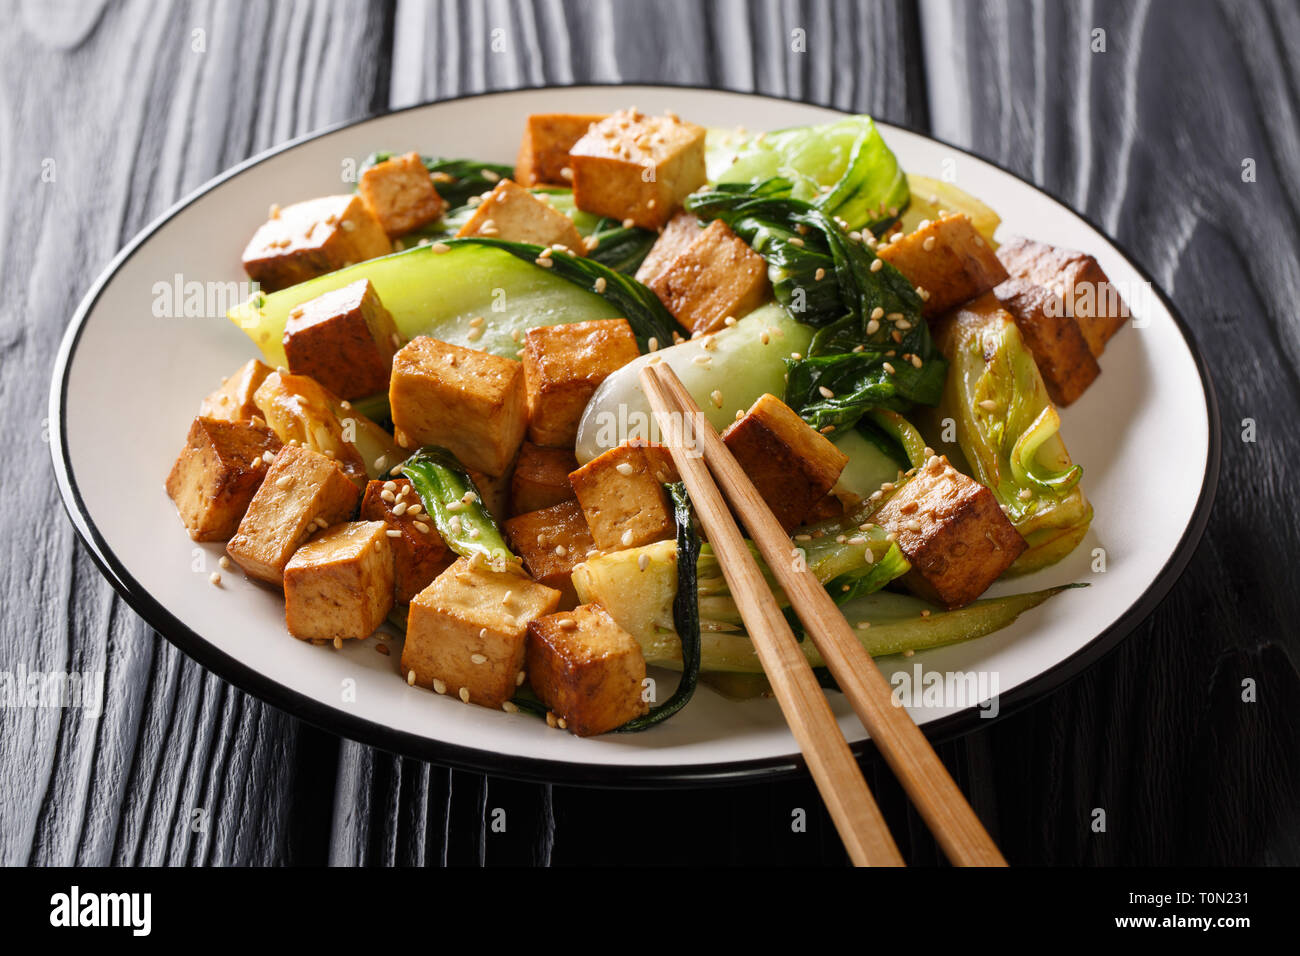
[721, 393, 849, 532]
[526, 603, 649, 736]
[165, 417, 283, 542]
[511, 442, 578, 514]
[997, 236, 1129, 356]
[455, 179, 585, 254]
[283, 521, 395, 641]
[646, 220, 770, 336]
[568, 441, 679, 551]
[282, 278, 401, 400]
[872, 455, 1026, 609]
[241, 194, 391, 292]
[226, 444, 362, 586]
[876, 213, 1007, 317]
[515, 113, 608, 187]
[357, 151, 447, 237]
[570, 109, 707, 230]
[994, 279, 1100, 406]
[504, 499, 596, 608]
[634, 210, 704, 284]
[360, 478, 453, 604]
[199, 359, 273, 423]
[389, 336, 527, 477]
[401, 558, 561, 708]
[522, 319, 640, 448]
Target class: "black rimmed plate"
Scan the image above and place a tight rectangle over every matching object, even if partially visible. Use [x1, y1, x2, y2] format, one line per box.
[50, 85, 1218, 786]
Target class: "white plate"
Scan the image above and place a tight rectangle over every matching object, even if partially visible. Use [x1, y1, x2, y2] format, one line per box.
[50, 86, 1218, 784]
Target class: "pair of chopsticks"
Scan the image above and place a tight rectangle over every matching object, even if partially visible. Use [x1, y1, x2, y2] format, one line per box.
[639, 363, 1006, 867]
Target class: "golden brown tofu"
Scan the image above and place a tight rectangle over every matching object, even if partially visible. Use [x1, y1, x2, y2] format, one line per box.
[241, 195, 391, 292]
[993, 279, 1100, 406]
[283, 521, 395, 641]
[511, 442, 578, 514]
[199, 359, 273, 423]
[876, 213, 1007, 318]
[526, 603, 648, 736]
[226, 444, 361, 586]
[389, 336, 527, 477]
[634, 210, 704, 284]
[504, 499, 597, 609]
[997, 236, 1129, 357]
[646, 219, 771, 336]
[357, 151, 447, 237]
[568, 441, 679, 551]
[570, 109, 707, 230]
[360, 478, 453, 604]
[721, 393, 849, 532]
[514, 113, 607, 187]
[522, 319, 641, 448]
[456, 179, 585, 254]
[401, 558, 561, 709]
[872, 455, 1025, 609]
[282, 278, 401, 400]
[165, 417, 283, 542]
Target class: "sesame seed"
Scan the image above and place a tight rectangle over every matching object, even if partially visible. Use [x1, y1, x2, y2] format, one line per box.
[471, 653, 488, 664]
[759, 331, 770, 345]
[459, 687, 471, 703]
[723, 316, 737, 327]
[866, 319, 880, 335]
[502, 701, 519, 714]
[857, 621, 871, 630]
[648, 336, 659, 351]
[558, 618, 577, 630]
[814, 267, 826, 281]
[620, 530, 634, 547]
[979, 400, 997, 410]
[407, 503, 423, 515]
[637, 553, 650, 572]
[209, 572, 221, 586]
[896, 319, 912, 330]
[911, 354, 923, 368]
[554, 544, 567, 557]
[433, 678, 447, 694]
[789, 236, 805, 247]
[735, 409, 745, 420]
[414, 521, 430, 533]
[546, 711, 558, 728]
[392, 502, 408, 516]
[594, 276, 607, 293]
[870, 259, 883, 273]
[818, 386, 834, 399]
[517, 671, 527, 687]
[535, 256, 553, 268]
[710, 389, 724, 408]
[920, 609, 931, 618]
[1019, 488, 1033, 500]
[691, 354, 711, 366]
[790, 352, 802, 360]
[615, 462, 635, 476]
[883, 362, 896, 374]
[431, 242, 451, 253]
[557, 717, 568, 730]
[622, 217, 635, 228]
[922, 236, 937, 252]
[386, 529, 402, 538]
[333, 637, 343, 650]
[501, 590, 513, 605]
[406, 670, 416, 686]
[381, 489, 396, 503]
[275, 475, 293, 489]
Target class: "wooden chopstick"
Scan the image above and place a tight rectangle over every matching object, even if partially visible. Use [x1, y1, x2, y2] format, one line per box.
[639, 366, 904, 867]
[646, 363, 1007, 867]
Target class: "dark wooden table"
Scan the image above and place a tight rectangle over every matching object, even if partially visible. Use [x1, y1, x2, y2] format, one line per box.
[4, 0, 1297, 866]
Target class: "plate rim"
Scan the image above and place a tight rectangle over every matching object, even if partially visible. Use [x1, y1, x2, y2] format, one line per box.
[48, 81, 1221, 788]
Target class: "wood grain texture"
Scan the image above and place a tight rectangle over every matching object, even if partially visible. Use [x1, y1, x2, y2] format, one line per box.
[2, 0, 1295, 867]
